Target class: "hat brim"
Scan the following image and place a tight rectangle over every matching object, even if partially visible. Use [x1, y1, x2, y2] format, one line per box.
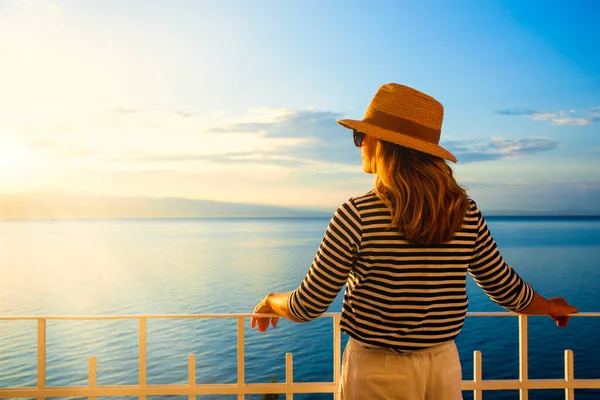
[337, 119, 457, 163]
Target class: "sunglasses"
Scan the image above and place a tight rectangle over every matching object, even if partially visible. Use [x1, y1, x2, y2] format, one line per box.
[353, 130, 366, 147]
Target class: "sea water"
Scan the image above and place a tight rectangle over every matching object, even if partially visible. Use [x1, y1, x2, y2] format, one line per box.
[1, 217, 599, 399]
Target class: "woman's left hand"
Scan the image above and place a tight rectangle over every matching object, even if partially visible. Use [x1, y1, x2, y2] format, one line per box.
[251, 295, 279, 332]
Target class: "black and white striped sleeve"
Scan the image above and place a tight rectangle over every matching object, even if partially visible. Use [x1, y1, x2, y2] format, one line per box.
[468, 203, 534, 312]
[288, 200, 362, 322]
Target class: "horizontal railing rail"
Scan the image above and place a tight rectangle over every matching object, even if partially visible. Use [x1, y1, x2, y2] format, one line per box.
[1, 312, 599, 400]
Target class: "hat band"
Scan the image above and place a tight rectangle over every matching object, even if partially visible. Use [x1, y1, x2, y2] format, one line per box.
[363, 108, 441, 144]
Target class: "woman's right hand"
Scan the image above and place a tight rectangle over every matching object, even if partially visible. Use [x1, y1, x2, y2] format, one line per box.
[548, 297, 578, 328]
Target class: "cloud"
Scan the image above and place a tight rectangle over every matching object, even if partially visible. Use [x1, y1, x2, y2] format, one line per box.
[587, 107, 600, 122]
[489, 137, 558, 154]
[551, 117, 592, 126]
[495, 109, 537, 116]
[530, 112, 557, 121]
[111, 108, 138, 115]
[174, 110, 198, 118]
[497, 107, 598, 125]
[443, 137, 559, 163]
[207, 109, 359, 165]
[208, 109, 343, 137]
[29, 138, 106, 157]
[122, 151, 311, 168]
[30, 138, 70, 149]
[47, 4, 63, 15]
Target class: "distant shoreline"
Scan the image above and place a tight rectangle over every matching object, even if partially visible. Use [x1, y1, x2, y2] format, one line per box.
[3, 195, 599, 221]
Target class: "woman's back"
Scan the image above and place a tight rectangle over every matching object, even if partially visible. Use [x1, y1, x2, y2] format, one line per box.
[289, 190, 533, 352]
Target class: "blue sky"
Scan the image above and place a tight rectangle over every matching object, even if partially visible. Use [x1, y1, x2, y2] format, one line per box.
[0, 0, 599, 213]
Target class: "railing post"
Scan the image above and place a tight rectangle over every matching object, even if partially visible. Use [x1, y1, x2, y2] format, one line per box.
[333, 314, 341, 400]
[519, 315, 528, 400]
[473, 350, 482, 400]
[188, 354, 196, 400]
[139, 317, 147, 400]
[237, 316, 245, 400]
[564, 350, 575, 400]
[88, 356, 97, 400]
[286, 352, 293, 400]
[37, 318, 46, 400]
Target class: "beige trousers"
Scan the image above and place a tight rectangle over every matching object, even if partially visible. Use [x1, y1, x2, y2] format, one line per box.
[339, 337, 463, 400]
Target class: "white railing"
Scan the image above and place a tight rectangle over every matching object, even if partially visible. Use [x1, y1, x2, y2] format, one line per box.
[0, 312, 599, 400]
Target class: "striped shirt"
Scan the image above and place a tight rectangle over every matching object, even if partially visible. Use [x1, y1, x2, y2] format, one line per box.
[288, 190, 534, 353]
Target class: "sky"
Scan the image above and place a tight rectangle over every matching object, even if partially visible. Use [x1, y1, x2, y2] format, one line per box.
[0, 0, 599, 214]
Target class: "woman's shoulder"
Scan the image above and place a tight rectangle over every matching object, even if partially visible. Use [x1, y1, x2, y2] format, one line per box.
[467, 197, 477, 210]
[347, 190, 383, 208]
[466, 197, 485, 220]
[330, 191, 382, 217]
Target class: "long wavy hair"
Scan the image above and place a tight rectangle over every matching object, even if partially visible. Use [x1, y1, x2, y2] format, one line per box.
[369, 139, 470, 245]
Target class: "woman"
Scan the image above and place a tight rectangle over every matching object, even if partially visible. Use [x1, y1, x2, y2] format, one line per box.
[251, 83, 577, 400]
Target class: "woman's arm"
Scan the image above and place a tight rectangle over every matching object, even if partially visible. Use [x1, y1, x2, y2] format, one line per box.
[518, 291, 578, 327]
[468, 203, 534, 311]
[286, 201, 362, 322]
[266, 292, 302, 321]
[251, 200, 362, 332]
[468, 202, 577, 326]
[251, 292, 302, 333]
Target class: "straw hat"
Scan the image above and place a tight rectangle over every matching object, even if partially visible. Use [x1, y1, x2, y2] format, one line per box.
[337, 83, 456, 162]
